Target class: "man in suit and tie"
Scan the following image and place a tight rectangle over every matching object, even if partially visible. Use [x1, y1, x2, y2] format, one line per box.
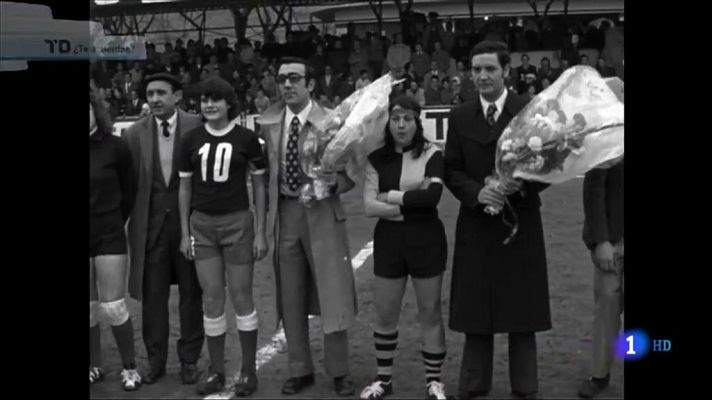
[317, 64, 340, 102]
[122, 73, 204, 385]
[258, 57, 357, 396]
[578, 160, 624, 398]
[444, 41, 551, 400]
[121, 73, 139, 99]
[124, 89, 143, 117]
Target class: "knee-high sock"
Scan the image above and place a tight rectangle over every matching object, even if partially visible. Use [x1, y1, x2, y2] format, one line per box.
[90, 325, 102, 367]
[236, 310, 258, 375]
[204, 314, 227, 374]
[374, 330, 398, 382]
[111, 318, 137, 370]
[423, 350, 446, 383]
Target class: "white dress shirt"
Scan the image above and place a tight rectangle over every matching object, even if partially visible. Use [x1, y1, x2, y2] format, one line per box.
[479, 88, 508, 123]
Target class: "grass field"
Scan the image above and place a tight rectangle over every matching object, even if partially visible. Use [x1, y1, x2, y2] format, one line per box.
[90, 178, 623, 399]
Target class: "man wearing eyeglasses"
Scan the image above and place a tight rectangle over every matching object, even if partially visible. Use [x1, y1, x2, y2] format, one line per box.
[258, 57, 358, 397]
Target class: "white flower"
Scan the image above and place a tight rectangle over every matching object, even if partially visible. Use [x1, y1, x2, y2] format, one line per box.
[528, 136, 543, 152]
[501, 139, 513, 152]
[512, 138, 526, 150]
[527, 155, 545, 171]
[502, 152, 517, 162]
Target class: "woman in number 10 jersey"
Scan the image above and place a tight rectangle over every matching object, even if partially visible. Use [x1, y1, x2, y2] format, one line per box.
[178, 76, 267, 397]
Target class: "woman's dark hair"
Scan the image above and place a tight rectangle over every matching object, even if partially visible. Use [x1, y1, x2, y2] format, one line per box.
[90, 82, 114, 137]
[199, 76, 240, 120]
[384, 94, 427, 158]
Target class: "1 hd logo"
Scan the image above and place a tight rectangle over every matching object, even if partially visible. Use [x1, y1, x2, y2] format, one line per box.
[615, 330, 671, 360]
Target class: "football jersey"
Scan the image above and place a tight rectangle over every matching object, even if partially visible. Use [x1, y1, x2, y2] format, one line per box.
[179, 121, 266, 214]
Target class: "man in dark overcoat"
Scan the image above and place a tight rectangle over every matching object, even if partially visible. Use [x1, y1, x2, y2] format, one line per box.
[444, 41, 551, 400]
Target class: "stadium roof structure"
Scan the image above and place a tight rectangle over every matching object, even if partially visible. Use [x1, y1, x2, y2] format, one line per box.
[91, 0, 356, 18]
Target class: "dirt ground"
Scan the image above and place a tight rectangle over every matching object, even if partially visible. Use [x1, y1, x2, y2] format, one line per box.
[90, 179, 623, 399]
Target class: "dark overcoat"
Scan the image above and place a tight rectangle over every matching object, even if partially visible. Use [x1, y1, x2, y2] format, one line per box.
[443, 93, 552, 334]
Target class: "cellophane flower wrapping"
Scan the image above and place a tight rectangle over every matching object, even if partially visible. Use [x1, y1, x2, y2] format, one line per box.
[492, 66, 624, 195]
[298, 73, 399, 205]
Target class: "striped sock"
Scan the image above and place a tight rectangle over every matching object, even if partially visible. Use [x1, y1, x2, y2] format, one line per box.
[423, 350, 446, 383]
[374, 330, 398, 383]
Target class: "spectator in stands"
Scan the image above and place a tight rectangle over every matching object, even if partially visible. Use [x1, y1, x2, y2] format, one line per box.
[406, 80, 426, 106]
[440, 77, 454, 105]
[317, 65, 340, 101]
[125, 89, 142, 117]
[595, 57, 616, 78]
[451, 76, 461, 99]
[403, 62, 417, 84]
[338, 74, 356, 100]
[541, 77, 551, 90]
[537, 57, 556, 83]
[200, 68, 211, 82]
[112, 87, 127, 117]
[318, 93, 335, 109]
[254, 87, 271, 113]
[130, 62, 144, 86]
[243, 93, 258, 114]
[140, 102, 152, 117]
[561, 30, 583, 65]
[423, 11, 445, 53]
[442, 18, 456, 53]
[516, 54, 537, 94]
[94, 61, 113, 89]
[348, 40, 369, 81]
[368, 35, 386, 78]
[559, 58, 571, 75]
[425, 75, 442, 105]
[307, 77, 318, 100]
[451, 60, 467, 83]
[526, 84, 537, 100]
[356, 69, 372, 90]
[411, 43, 431, 83]
[334, 95, 342, 106]
[579, 54, 590, 66]
[261, 70, 279, 102]
[386, 32, 411, 76]
[232, 70, 248, 99]
[328, 39, 350, 77]
[206, 55, 220, 75]
[422, 60, 444, 91]
[247, 76, 260, 99]
[431, 41, 451, 77]
[120, 73, 138, 99]
[113, 63, 126, 88]
[309, 43, 327, 77]
[174, 38, 187, 61]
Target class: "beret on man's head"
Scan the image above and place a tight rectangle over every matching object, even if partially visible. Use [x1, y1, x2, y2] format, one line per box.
[144, 72, 182, 91]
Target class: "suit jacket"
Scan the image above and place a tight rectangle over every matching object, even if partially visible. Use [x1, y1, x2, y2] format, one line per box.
[583, 160, 624, 250]
[121, 110, 202, 301]
[258, 100, 358, 334]
[444, 93, 551, 334]
[317, 75, 340, 101]
[124, 98, 143, 116]
[121, 82, 139, 98]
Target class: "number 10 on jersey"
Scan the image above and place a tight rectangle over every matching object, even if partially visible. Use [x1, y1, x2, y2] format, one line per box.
[198, 143, 232, 182]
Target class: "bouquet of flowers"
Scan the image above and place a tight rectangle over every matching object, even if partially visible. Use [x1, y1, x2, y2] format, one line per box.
[298, 73, 401, 205]
[485, 66, 624, 243]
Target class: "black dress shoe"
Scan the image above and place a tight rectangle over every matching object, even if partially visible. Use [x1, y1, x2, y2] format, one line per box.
[334, 375, 355, 396]
[142, 367, 166, 385]
[234, 371, 258, 397]
[180, 363, 200, 385]
[281, 374, 315, 395]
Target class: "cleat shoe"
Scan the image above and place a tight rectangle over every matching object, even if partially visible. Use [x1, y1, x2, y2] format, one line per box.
[120, 369, 142, 391]
[360, 380, 392, 400]
[89, 367, 104, 384]
[196, 371, 226, 395]
[427, 381, 447, 400]
[234, 371, 258, 397]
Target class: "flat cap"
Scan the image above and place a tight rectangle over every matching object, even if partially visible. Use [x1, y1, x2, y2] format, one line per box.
[144, 72, 182, 91]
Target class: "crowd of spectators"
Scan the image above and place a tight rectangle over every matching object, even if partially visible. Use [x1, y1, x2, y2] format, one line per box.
[90, 12, 621, 120]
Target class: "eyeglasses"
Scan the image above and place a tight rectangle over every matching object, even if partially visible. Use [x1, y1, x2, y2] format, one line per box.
[275, 73, 305, 84]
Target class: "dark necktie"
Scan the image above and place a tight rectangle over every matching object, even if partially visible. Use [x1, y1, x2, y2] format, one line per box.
[161, 120, 170, 138]
[286, 116, 301, 192]
[486, 103, 497, 126]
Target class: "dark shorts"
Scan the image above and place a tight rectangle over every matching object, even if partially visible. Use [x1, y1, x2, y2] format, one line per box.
[189, 209, 254, 265]
[90, 211, 127, 257]
[373, 217, 447, 279]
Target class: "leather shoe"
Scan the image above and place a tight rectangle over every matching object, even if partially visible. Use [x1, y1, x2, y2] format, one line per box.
[281, 374, 315, 395]
[142, 367, 166, 385]
[334, 375, 355, 396]
[180, 363, 200, 385]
